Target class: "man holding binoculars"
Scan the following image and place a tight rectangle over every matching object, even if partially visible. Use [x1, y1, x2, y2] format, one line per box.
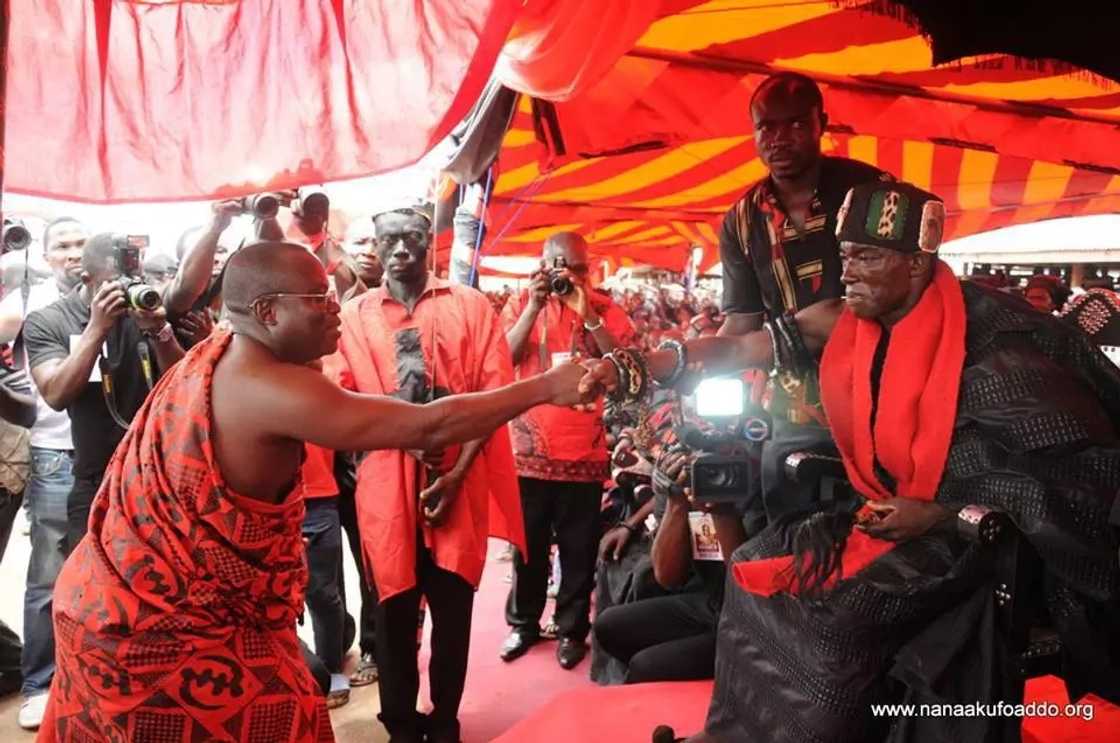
[23, 233, 184, 553]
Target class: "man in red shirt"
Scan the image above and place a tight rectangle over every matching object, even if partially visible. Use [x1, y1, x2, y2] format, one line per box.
[500, 232, 636, 670]
[334, 203, 525, 743]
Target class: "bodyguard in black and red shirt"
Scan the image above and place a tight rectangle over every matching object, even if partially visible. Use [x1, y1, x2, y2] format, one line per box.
[717, 72, 892, 523]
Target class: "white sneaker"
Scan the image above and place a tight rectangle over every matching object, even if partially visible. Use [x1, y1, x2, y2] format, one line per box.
[18, 692, 48, 730]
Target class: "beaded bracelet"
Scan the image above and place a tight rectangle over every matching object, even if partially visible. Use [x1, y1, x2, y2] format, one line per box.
[623, 348, 651, 401]
[654, 338, 688, 389]
[603, 352, 631, 403]
[604, 348, 650, 403]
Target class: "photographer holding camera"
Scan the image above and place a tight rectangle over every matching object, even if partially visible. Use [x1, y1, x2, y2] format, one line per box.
[594, 445, 736, 684]
[0, 217, 89, 728]
[500, 231, 636, 670]
[23, 234, 184, 553]
[248, 188, 361, 302]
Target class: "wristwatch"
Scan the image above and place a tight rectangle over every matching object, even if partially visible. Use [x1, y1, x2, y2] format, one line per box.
[145, 323, 175, 344]
[583, 316, 604, 331]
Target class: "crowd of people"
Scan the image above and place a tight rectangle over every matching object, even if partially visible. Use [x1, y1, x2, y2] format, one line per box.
[0, 70, 1114, 743]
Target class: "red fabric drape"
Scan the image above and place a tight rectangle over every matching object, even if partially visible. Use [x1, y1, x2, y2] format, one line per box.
[4, 0, 521, 202]
[495, 0, 660, 101]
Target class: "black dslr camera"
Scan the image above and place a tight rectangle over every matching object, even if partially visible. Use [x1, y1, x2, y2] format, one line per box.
[682, 377, 770, 505]
[2, 217, 31, 253]
[547, 256, 574, 296]
[112, 235, 162, 311]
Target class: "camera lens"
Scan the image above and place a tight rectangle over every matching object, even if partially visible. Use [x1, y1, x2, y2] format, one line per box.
[127, 283, 163, 311]
[550, 275, 573, 296]
[2, 222, 31, 252]
[251, 194, 280, 220]
[697, 464, 742, 490]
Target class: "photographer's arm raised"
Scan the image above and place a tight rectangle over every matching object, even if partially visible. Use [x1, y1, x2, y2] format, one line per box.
[165, 201, 240, 317]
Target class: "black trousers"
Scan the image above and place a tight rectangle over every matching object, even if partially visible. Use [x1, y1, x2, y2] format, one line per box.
[337, 462, 378, 656]
[65, 474, 102, 556]
[374, 539, 474, 742]
[506, 477, 601, 641]
[593, 592, 718, 684]
[302, 497, 347, 673]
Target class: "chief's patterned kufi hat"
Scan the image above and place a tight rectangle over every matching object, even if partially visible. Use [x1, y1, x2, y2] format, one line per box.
[836, 181, 946, 254]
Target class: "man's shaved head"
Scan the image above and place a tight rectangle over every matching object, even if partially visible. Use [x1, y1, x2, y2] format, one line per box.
[543, 232, 589, 265]
[223, 241, 324, 315]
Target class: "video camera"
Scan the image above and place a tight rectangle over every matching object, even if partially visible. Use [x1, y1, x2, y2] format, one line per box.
[680, 377, 770, 505]
[547, 256, 574, 296]
[111, 234, 162, 311]
[2, 217, 31, 253]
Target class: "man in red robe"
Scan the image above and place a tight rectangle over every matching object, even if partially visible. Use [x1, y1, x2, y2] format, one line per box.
[334, 203, 525, 743]
[37, 241, 588, 743]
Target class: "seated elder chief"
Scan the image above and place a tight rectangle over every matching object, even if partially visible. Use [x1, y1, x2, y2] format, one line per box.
[37, 242, 594, 743]
[581, 181, 1120, 742]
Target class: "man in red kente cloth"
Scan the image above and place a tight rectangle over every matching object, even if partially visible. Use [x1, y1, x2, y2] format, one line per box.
[334, 202, 523, 743]
[37, 241, 591, 743]
[584, 181, 1120, 742]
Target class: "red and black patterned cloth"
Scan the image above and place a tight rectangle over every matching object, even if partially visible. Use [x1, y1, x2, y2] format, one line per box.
[39, 330, 333, 743]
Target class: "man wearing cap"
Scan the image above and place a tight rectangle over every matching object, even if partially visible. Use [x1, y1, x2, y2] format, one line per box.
[718, 71, 892, 525]
[332, 201, 525, 743]
[582, 181, 1120, 741]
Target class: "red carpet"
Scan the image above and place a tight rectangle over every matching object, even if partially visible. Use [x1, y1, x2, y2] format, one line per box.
[420, 541, 1119, 742]
[491, 681, 712, 743]
[491, 676, 1119, 743]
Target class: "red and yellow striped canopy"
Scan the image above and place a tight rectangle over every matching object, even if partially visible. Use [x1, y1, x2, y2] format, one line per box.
[484, 0, 1120, 271]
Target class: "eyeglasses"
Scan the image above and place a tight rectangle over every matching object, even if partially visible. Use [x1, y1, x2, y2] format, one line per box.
[250, 291, 338, 311]
[375, 231, 429, 251]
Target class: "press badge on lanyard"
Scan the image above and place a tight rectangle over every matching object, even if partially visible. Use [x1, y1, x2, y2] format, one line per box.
[689, 511, 724, 561]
